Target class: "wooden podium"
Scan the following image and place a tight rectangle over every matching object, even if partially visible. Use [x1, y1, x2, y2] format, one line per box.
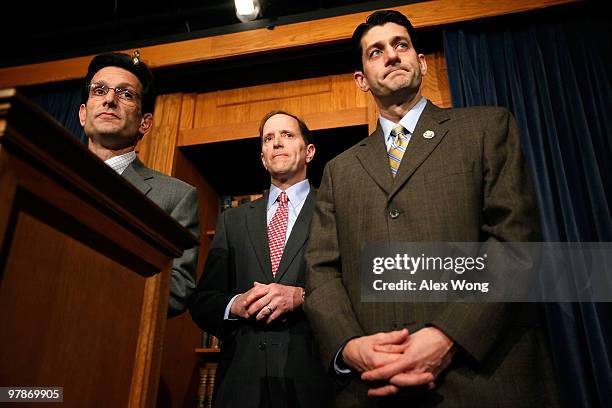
[0, 89, 198, 407]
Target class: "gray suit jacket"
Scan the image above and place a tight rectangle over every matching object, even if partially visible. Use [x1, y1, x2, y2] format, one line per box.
[190, 189, 332, 408]
[304, 102, 559, 407]
[123, 157, 200, 317]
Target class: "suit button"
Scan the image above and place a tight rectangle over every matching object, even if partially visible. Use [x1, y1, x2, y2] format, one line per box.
[389, 209, 400, 219]
[258, 342, 266, 350]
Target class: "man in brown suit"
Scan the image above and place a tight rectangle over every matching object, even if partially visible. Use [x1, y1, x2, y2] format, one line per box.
[304, 10, 559, 407]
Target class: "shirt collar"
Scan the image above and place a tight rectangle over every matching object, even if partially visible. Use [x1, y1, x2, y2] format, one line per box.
[104, 150, 137, 175]
[267, 179, 310, 210]
[380, 96, 428, 142]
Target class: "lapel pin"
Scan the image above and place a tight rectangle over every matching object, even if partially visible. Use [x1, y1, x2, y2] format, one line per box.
[423, 130, 435, 139]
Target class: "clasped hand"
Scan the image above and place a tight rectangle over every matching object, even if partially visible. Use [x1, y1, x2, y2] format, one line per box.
[342, 327, 454, 396]
[230, 281, 303, 324]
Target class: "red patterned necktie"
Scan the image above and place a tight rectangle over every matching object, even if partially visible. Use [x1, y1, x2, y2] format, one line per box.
[268, 191, 288, 277]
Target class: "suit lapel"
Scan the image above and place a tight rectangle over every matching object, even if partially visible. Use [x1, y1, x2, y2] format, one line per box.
[246, 195, 273, 282]
[274, 188, 315, 283]
[356, 125, 394, 195]
[389, 101, 450, 200]
[122, 157, 153, 196]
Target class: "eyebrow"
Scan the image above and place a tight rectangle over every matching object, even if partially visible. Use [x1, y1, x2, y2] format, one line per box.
[365, 35, 410, 53]
[91, 80, 139, 90]
[265, 129, 295, 135]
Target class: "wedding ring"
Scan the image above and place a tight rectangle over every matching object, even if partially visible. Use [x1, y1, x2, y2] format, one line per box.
[265, 305, 273, 314]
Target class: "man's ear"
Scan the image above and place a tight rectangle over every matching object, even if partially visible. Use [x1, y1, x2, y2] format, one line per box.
[418, 53, 428, 76]
[139, 112, 153, 134]
[78, 104, 87, 126]
[305, 144, 316, 164]
[354, 71, 370, 92]
[260, 151, 268, 171]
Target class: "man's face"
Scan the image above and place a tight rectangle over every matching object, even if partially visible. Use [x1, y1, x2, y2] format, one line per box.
[261, 114, 315, 187]
[79, 66, 152, 150]
[354, 22, 427, 99]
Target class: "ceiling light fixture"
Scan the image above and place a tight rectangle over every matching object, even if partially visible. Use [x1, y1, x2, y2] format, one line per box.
[235, 0, 260, 22]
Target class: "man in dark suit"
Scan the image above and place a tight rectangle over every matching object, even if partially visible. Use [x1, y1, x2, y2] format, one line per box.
[304, 10, 559, 407]
[189, 111, 332, 407]
[79, 52, 200, 317]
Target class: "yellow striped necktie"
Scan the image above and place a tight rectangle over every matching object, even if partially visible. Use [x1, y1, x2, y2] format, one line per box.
[388, 125, 410, 177]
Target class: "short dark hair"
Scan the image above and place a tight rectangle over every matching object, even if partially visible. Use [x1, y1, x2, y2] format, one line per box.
[82, 52, 156, 114]
[258, 110, 314, 146]
[351, 10, 418, 71]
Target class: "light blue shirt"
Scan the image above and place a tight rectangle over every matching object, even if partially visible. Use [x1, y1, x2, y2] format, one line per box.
[224, 179, 311, 320]
[266, 179, 311, 244]
[379, 96, 427, 151]
[104, 150, 137, 175]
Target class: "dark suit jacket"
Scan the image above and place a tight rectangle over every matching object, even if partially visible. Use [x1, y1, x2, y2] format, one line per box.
[304, 102, 559, 407]
[190, 188, 332, 408]
[123, 157, 200, 317]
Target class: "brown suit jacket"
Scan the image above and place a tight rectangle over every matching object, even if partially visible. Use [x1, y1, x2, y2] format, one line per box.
[304, 101, 559, 407]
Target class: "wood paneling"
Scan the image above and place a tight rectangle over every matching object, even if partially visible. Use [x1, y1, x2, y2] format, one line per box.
[180, 74, 366, 145]
[422, 52, 452, 108]
[0, 0, 580, 87]
[183, 74, 367, 144]
[138, 93, 184, 174]
[180, 107, 368, 146]
[177, 51, 450, 146]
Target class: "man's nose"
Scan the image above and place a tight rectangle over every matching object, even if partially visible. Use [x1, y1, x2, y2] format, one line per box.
[385, 46, 400, 65]
[272, 134, 284, 147]
[103, 89, 118, 105]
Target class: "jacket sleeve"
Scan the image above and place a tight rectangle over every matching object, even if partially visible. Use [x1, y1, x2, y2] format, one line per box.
[303, 162, 365, 369]
[431, 108, 541, 363]
[189, 210, 239, 340]
[167, 186, 200, 318]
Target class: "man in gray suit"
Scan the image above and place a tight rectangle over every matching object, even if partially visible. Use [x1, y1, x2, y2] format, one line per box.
[79, 52, 200, 317]
[189, 111, 332, 407]
[304, 10, 558, 407]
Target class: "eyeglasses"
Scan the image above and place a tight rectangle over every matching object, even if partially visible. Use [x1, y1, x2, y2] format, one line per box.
[87, 83, 141, 105]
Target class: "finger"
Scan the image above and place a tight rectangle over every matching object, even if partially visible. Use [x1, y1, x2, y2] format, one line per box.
[389, 372, 434, 387]
[247, 293, 273, 315]
[366, 384, 399, 397]
[230, 296, 248, 318]
[361, 358, 415, 381]
[373, 343, 409, 354]
[255, 305, 273, 321]
[266, 308, 282, 324]
[374, 329, 410, 346]
[235, 302, 249, 318]
[245, 285, 269, 304]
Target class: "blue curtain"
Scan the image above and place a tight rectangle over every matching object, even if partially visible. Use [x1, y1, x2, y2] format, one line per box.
[25, 83, 88, 145]
[444, 9, 612, 408]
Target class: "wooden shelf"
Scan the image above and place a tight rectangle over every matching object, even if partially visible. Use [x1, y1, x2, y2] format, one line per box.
[196, 348, 220, 354]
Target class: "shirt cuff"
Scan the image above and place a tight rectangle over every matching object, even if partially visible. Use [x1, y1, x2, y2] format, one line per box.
[224, 294, 241, 320]
[333, 343, 353, 375]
